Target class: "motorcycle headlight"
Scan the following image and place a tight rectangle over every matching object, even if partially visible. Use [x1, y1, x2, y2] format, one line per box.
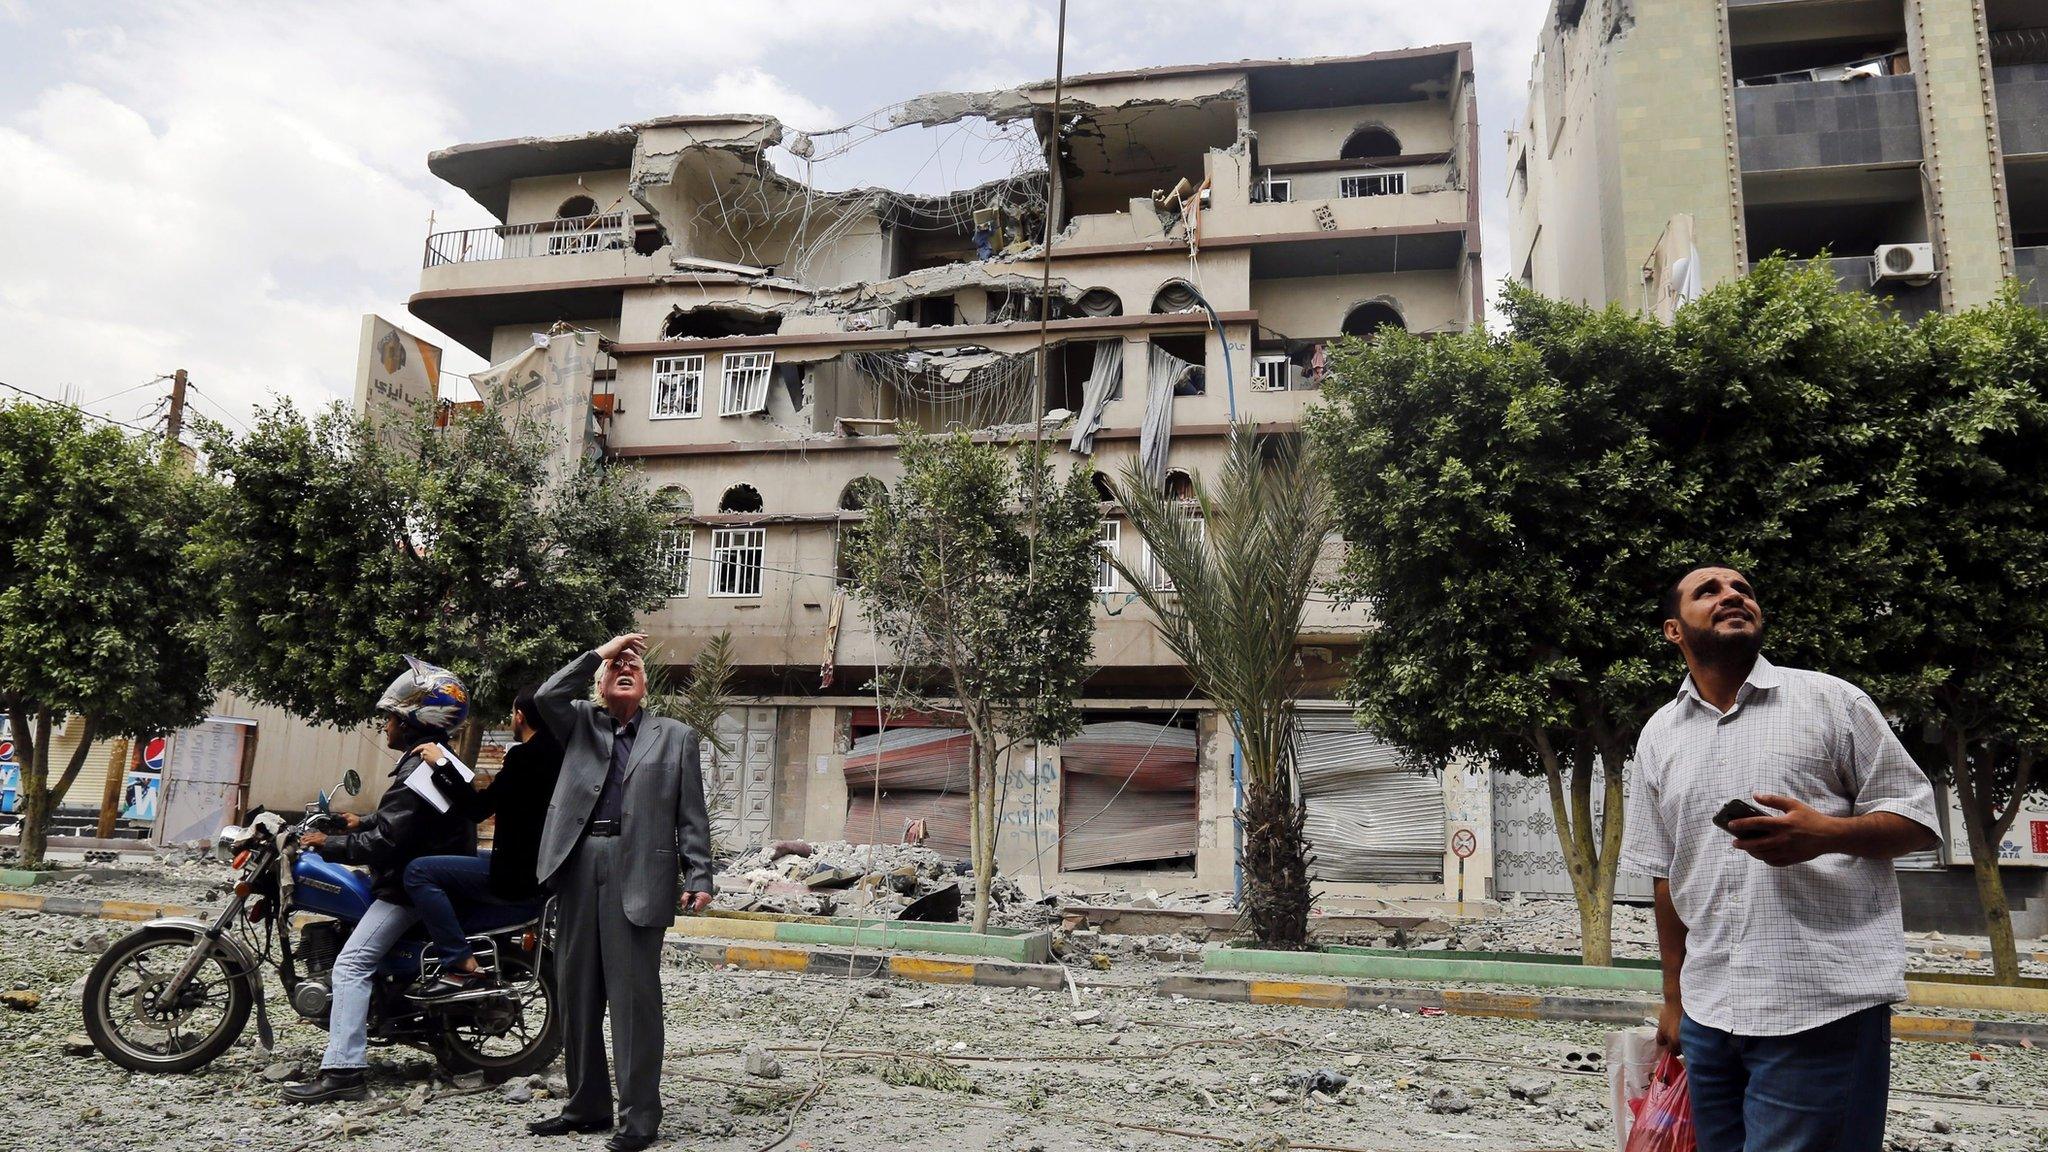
[213, 825, 246, 864]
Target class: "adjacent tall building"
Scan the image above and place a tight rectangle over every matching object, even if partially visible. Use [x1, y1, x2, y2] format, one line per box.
[410, 47, 1492, 901]
[1509, 0, 2048, 322]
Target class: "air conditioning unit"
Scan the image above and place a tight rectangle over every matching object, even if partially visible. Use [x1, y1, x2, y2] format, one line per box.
[1871, 243, 1937, 284]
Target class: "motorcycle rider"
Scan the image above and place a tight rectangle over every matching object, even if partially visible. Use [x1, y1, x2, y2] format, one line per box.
[284, 657, 476, 1104]
[401, 683, 563, 998]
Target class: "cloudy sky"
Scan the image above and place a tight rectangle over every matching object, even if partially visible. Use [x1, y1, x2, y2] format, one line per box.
[0, 0, 1547, 432]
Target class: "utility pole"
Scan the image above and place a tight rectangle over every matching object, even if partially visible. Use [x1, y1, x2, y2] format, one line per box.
[165, 368, 188, 445]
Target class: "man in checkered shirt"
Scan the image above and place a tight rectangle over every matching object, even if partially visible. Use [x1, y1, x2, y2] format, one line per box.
[1622, 566, 1939, 1152]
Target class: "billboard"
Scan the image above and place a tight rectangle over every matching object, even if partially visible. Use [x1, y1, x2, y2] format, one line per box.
[469, 329, 598, 482]
[352, 315, 444, 452]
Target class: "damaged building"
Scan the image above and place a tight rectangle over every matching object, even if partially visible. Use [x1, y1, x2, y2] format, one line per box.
[409, 45, 1489, 905]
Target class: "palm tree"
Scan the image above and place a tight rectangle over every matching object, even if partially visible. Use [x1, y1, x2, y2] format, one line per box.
[1111, 423, 1334, 947]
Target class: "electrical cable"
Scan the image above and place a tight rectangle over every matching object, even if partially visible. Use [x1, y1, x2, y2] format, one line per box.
[0, 379, 165, 435]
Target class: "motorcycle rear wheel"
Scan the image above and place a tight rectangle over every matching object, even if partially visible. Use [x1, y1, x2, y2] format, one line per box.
[435, 958, 561, 1081]
[83, 928, 253, 1074]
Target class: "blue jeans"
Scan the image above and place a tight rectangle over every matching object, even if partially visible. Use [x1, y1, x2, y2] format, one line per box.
[403, 853, 530, 966]
[322, 899, 417, 1071]
[1680, 1004, 1891, 1152]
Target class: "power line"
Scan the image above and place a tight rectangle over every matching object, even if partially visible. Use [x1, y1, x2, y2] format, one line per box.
[0, 379, 164, 435]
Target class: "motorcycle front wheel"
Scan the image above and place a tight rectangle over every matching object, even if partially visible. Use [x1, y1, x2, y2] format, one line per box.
[83, 927, 253, 1073]
[435, 956, 561, 1081]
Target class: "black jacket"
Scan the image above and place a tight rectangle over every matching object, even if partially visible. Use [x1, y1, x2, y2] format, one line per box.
[324, 751, 476, 905]
[436, 734, 563, 901]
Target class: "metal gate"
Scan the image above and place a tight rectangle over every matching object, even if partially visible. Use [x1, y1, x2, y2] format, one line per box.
[704, 707, 776, 854]
[1296, 708, 1445, 883]
[1490, 769, 1656, 902]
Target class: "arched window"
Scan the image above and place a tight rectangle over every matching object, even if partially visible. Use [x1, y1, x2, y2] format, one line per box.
[1150, 280, 1199, 314]
[556, 194, 598, 219]
[658, 485, 694, 517]
[718, 484, 764, 514]
[1090, 471, 1116, 503]
[839, 476, 884, 512]
[1339, 126, 1402, 160]
[1164, 469, 1195, 501]
[1340, 301, 1406, 341]
[1075, 287, 1123, 317]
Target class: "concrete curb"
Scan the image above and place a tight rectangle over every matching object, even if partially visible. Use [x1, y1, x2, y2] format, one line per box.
[0, 890, 198, 921]
[1156, 973, 2048, 1046]
[665, 937, 1067, 990]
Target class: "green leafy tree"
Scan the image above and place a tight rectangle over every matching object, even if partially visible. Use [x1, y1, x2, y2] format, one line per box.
[0, 401, 214, 866]
[195, 403, 672, 765]
[1310, 263, 1922, 964]
[1892, 286, 2048, 983]
[1109, 424, 1333, 947]
[647, 631, 739, 854]
[845, 431, 1098, 933]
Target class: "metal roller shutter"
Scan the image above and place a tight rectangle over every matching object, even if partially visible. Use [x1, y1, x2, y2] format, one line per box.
[1296, 709, 1444, 883]
[1060, 721, 1200, 871]
[844, 728, 974, 859]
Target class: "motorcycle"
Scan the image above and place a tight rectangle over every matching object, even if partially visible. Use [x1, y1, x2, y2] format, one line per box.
[81, 770, 561, 1078]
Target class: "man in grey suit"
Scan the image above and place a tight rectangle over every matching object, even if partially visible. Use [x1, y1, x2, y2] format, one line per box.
[527, 632, 714, 1152]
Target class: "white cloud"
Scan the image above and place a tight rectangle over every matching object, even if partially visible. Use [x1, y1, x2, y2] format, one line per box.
[663, 68, 841, 132]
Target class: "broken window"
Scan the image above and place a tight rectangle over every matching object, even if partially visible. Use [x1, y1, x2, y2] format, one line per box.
[556, 195, 598, 219]
[657, 529, 693, 597]
[710, 527, 766, 597]
[662, 307, 782, 340]
[1339, 172, 1406, 198]
[651, 354, 705, 418]
[1340, 126, 1403, 161]
[718, 484, 763, 514]
[1250, 172, 1292, 203]
[838, 476, 884, 512]
[1342, 302, 1406, 341]
[720, 351, 775, 416]
[1092, 520, 1120, 593]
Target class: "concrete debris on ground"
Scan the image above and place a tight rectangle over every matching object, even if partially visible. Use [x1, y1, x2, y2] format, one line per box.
[714, 840, 1031, 920]
[3, 888, 2045, 1152]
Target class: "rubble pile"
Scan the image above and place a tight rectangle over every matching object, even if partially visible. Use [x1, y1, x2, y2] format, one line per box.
[713, 839, 1027, 920]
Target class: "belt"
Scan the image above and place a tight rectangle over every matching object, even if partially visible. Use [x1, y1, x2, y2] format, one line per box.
[587, 819, 622, 837]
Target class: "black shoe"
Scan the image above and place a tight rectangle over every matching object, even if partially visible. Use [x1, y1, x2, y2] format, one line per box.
[281, 1068, 368, 1104]
[528, 1113, 612, 1137]
[605, 1132, 659, 1152]
[409, 968, 489, 1000]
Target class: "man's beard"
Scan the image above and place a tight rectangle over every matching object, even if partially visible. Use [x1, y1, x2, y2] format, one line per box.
[1682, 616, 1765, 670]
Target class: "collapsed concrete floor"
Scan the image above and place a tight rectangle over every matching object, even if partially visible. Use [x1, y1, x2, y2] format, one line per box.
[4, 894, 2046, 1150]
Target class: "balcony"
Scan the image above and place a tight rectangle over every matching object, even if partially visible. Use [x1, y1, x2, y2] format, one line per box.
[1736, 73, 1922, 173]
[423, 211, 629, 267]
[1996, 63, 2048, 156]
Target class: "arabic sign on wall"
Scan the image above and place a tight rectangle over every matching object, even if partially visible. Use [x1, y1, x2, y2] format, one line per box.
[352, 315, 443, 452]
[469, 330, 598, 482]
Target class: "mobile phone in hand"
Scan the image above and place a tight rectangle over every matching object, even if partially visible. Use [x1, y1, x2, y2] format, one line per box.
[1713, 797, 1772, 838]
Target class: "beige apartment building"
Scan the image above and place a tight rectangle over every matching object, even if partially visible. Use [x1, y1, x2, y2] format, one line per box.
[409, 46, 1494, 903]
[1509, 0, 2048, 323]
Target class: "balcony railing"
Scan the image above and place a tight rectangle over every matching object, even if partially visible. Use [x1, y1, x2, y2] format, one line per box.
[423, 211, 628, 268]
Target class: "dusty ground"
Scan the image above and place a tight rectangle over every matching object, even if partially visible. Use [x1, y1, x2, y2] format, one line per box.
[2, 888, 2045, 1152]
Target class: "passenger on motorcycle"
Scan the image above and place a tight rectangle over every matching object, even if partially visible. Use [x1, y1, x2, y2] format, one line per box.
[283, 657, 476, 1105]
[402, 683, 564, 999]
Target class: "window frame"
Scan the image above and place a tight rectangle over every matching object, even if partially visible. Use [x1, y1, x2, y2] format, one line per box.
[709, 526, 767, 598]
[1251, 173, 1292, 203]
[657, 528, 694, 597]
[1092, 519, 1121, 593]
[719, 351, 776, 416]
[1252, 354, 1292, 393]
[1339, 171, 1407, 199]
[1143, 515, 1205, 592]
[650, 354, 706, 419]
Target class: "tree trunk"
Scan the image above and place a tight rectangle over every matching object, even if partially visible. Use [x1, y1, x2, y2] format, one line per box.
[453, 716, 484, 771]
[1538, 729, 1619, 966]
[17, 712, 53, 870]
[967, 730, 993, 935]
[1238, 772, 1313, 948]
[1949, 734, 2021, 983]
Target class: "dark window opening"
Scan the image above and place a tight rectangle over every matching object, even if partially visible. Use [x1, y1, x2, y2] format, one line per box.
[663, 308, 783, 340]
[1090, 471, 1115, 503]
[1340, 126, 1402, 160]
[914, 295, 957, 327]
[839, 476, 884, 512]
[556, 195, 598, 219]
[1341, 302, 1405, 341]
[718, 484, 764, 514]
[1149, 334, 1206, 397]
[1163, 469, 1195, 501]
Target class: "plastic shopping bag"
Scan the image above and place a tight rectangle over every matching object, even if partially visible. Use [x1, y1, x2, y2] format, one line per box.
[1622, 1052, 1696, 1152]
[1606, 1026, 1661, 1151]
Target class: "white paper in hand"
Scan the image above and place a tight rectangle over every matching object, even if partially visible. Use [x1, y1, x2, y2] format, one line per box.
[402, 746, 475, 813]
